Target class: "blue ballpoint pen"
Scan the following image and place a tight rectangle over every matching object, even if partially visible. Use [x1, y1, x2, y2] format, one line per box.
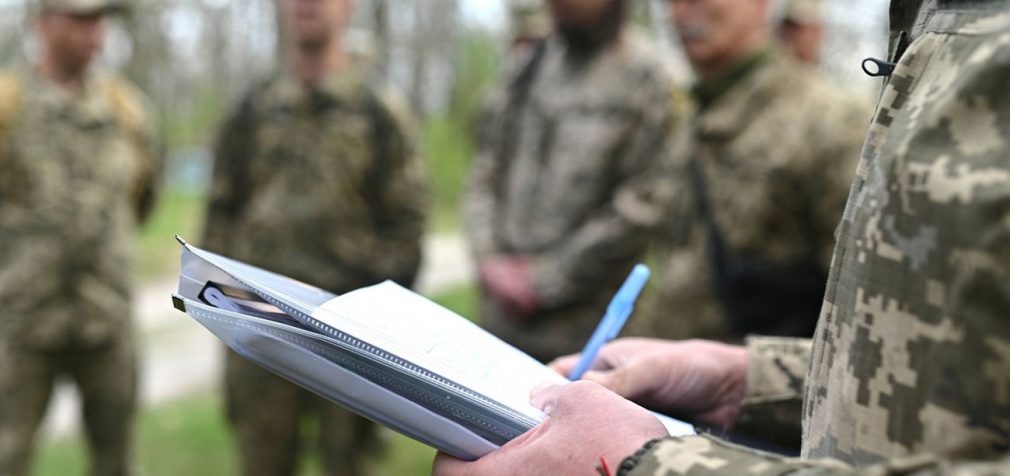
[568, 264, 651, 380]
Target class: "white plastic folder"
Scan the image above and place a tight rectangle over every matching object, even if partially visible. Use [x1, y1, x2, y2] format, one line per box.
[171, 237, 694, 461]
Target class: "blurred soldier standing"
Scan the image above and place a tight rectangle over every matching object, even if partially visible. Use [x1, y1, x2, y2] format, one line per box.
[0, 1, 163, 475]
[201, 0, 428, 474]
[631, 0, 868, 343]
[464, 0, 685, 363]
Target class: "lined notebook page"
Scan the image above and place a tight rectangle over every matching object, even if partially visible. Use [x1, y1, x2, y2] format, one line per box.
[312, 281, 566, 422]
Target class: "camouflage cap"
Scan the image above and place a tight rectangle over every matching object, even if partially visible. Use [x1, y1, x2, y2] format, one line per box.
[782, 0, 821, 25]
[37, 0, 124, 15]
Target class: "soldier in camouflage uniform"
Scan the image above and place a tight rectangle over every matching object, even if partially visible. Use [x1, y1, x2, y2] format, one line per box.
[433, 0, 1010, 474]
[464, 0, 686, 363]
[0, 1, 163, 475]
[629, 0, 868, 342]
[201, 0, 427, 475]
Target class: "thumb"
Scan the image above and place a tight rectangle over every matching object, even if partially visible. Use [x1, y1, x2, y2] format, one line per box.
[582, 369, 630, 396]
[547, 354, 580, 376]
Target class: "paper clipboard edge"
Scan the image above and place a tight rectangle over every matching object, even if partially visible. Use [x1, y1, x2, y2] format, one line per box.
[173, 239, 537, 441]
[171, 294, 186, 312]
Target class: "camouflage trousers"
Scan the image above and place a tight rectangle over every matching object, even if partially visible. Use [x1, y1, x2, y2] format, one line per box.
[224, 350, 381, 476]
[0, 333, 137, 476]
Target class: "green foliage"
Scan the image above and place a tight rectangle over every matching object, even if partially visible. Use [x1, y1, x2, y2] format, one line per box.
[422, 29, 502, 232]
[422, 115, 470, 231]
[134, 187, 206, 278]
[162, 84, 227, 153]
[447, 29, 502, 122]
[429, 282, 480, 324]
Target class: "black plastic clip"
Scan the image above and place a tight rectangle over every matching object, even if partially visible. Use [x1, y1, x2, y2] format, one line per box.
[862, 57, 896, 77]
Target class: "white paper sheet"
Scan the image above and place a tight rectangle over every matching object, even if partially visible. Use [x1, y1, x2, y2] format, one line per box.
[313, 281, 567, 421]
[312, 281, 695, 437]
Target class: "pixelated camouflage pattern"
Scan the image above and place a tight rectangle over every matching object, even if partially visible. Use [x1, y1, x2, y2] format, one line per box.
[464, 32, 688, 362]
[0, 67, 162, 349]
[202, 66, 427, 475]
[203, 67, 427, 292]
[621, 2, 1010, 474]
[732, 337, 812, 449]
[629, 48, 868, 343]
[0, 67, 161, 476]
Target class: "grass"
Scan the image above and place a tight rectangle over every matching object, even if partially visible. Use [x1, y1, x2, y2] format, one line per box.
[422, 115, 470, 233]
[32, 285, 479, 476]
[32, 394, 438, 476]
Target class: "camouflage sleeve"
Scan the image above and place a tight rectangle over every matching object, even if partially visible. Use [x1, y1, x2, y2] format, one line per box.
[530, 79, 690, 308]
[106, 77, 166, 224]
[732, 336, 811, 449]
[339, 90, 429, 287]
[462, 90, 507, 260]
[131, 90, 166, 225]
[619, 435, 1010, 475]
[201, 92, 257, 254]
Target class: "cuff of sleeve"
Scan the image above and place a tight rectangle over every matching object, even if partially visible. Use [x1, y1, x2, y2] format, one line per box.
[742, 336, 812, 404]
[529, 256, 576, 309]
[617, 435, 795, 476]
[733, 337, 811, 450]
[618, 434, 853, 476]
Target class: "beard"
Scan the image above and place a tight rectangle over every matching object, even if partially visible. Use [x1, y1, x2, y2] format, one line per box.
[555, 0, 626, 54]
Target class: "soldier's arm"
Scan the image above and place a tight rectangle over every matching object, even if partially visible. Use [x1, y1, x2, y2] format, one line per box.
[201, 92, 257, 254]
[621, 216, 1010, 475]
[106, 78, 165, 224]
[730, 337, 810, 449]
[530, 78, 691, 309]
[462, 93, 506, 261]
[347, 91, 429, 287]
[133, 94, 165, 225]
[621, 436, 1010, 475]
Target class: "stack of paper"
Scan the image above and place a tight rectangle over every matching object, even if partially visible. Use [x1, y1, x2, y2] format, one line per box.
[171, 237, 694, 460]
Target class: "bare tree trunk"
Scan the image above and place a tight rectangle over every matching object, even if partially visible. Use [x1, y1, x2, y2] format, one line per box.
[409, 3, 427, 112]
[274, 0, 288, 62]
[372, 0, 389, 79]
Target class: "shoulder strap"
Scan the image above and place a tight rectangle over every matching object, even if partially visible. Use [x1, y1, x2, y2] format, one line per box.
[687, 153, 735, 277]
[364, 86, 396, 220]
[99, 76, 160, 218]
[492, 39, 548, 194]
[101, 76, 147, 144]
[0, 72, 23, 166]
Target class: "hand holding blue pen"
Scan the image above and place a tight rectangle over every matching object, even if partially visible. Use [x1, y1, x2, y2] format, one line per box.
[568, 264, 651, 380]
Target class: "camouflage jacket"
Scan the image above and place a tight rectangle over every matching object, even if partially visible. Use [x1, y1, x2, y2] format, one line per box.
[629, 48, 868, 343]
[202, 66, 428, 294]
[621, 1, 1010, 474]
[464, 32, 688, 360]
[0, 67, 163, 349]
